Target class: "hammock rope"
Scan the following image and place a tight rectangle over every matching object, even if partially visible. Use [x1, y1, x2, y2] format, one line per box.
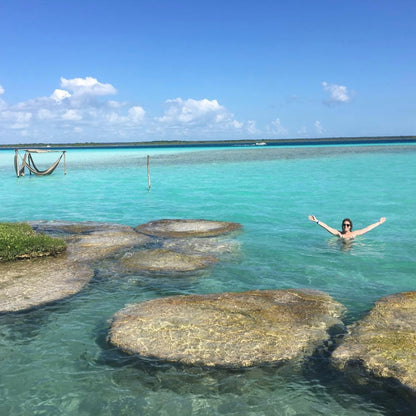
[15, 149, 66, 177]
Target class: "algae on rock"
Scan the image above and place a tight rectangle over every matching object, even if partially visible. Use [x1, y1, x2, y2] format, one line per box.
[331, 291, 416, 395]
[109, 289, 345, 368]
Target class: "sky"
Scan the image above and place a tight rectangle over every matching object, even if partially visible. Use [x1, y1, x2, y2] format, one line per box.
[0, 0, 415, 144]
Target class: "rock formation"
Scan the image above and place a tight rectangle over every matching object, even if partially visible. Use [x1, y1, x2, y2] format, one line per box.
[121, 248, 218, 274]
[0, 255, 93, 313]
[0, 221, 150, 312]
[135, 219, 242, 238]
[332, 291, 416, 394]
[109, 289, 345, 367]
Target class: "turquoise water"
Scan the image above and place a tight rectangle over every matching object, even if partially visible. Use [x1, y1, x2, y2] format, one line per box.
[1, 144, 415, 415]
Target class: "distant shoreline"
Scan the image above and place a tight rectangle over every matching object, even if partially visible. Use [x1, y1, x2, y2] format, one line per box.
[1, 135, 415, 150]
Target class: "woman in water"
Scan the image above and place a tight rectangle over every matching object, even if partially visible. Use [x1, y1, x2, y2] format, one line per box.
[308, 215, 386, 239]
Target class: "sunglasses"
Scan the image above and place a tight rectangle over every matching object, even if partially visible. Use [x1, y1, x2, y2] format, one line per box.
[342, 223, 351, 227]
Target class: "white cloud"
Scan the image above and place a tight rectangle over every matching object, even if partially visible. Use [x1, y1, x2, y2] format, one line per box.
[107, 100, 124, 108]
[0, 77, 267, 143]
[158, 98, 226, 124]
[106, 112, 126, 124]
[62, 109, 82, 121]
[128, 106, 145, 123]
[51, 89, 71, 102]
[0, 85, 6, 111]
[231, 120, 243, 129]
[314, 120, 324, 134]
[322, 81, 353, 105]
[247, 120, 258, 134]
[60, 76, 117, 97]
[37, 109, 54, 120]
[0, 110, 32, 129]
[156, 97, 246, 138]
[266, 118, 288, 136]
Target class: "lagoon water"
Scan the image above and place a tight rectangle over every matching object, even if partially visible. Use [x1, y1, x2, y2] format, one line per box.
[0, 144, 415, 415]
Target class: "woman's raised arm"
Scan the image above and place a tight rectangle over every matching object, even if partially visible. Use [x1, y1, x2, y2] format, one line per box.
[352, 217, 386, 236]
[308, 215, 341, 237]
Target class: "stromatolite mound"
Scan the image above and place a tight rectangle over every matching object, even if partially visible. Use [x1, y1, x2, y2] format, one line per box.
[121, 249, 218, 274]
[331, 291, 416, 394]
[0, 221, 153, 312]
[0, 256, 93, 313]
[67, 229, 151, 262]
[30, 221, 151, 262]
[108, 289, 345, 367]
[135, 219, 242, 238]
[160, 236, 240, 258]
[29, 220, 120, 236]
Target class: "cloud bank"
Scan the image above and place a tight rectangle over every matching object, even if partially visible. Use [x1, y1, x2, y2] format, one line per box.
[0, 76, 255, 143]
[0, 76, 342, 143]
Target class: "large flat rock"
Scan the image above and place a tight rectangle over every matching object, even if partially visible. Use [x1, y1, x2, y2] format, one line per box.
[135, 219, 242, 238]
[160, 236, 240, 258]
[331, 291, 416, 394]
[67, 229, 151, 262]
[0, 221, 151, 313]
[0, 256, 93, 313]
[108, 289, 345, 367]
[121, 249, 218, 274]
[29, 220, 129, 236]
[30, 220, 151, 262]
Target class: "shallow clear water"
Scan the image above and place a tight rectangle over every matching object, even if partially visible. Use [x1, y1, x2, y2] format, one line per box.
[1, 144, 415, 415]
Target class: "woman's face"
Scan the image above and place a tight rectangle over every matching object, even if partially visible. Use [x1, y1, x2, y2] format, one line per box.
[342, 221, 352, 231]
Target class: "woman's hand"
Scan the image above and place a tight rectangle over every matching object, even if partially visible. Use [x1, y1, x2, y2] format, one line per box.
[308, 215, 317, 222]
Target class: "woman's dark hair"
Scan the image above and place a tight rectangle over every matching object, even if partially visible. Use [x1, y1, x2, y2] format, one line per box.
[342, 218, 353, 229]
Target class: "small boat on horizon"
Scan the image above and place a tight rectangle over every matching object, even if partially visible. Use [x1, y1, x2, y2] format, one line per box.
[255, 141, 267, 146]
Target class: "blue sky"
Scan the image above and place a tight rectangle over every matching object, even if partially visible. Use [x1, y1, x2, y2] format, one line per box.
[0, 0, 414, 144]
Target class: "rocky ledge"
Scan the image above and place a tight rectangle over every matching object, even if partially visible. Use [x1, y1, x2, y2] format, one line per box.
[31, 220, 152, 261]
[1, 219, 241, 312]
[0, 255, 93, 313]
[135, 219, 242, 238]
[331, 291, 416, 395]
[121, 249, 218, 274]
[108, 289, 345, 367]
[0, 221, 151, 313]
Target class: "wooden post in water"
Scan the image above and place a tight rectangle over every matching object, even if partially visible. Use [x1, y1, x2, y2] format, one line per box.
[147, 155, 151, 191]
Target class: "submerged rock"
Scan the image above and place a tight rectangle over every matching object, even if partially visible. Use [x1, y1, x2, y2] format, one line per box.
[135, 219, 242, 238]
[160, 236, 240, 258]
[0, 256, 93, 313]
[331, 291, 416, 394]
[121, 248, 218, 274]
[29, 220, 123, 236]
[108, 289, 345, 367]
[67, 229, 151, 262]
[0, 221, 152, 313]
[30, 221, 151, 262]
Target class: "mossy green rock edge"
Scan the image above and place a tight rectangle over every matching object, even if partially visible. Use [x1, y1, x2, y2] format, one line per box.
[331, 291, 416, 395]
[0, 222, 66, 262]
[0, 221, 150, 313]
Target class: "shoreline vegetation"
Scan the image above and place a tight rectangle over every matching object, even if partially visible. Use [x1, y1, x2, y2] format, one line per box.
[0, 222, 66, 262]
[0, 135, 415, 150]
